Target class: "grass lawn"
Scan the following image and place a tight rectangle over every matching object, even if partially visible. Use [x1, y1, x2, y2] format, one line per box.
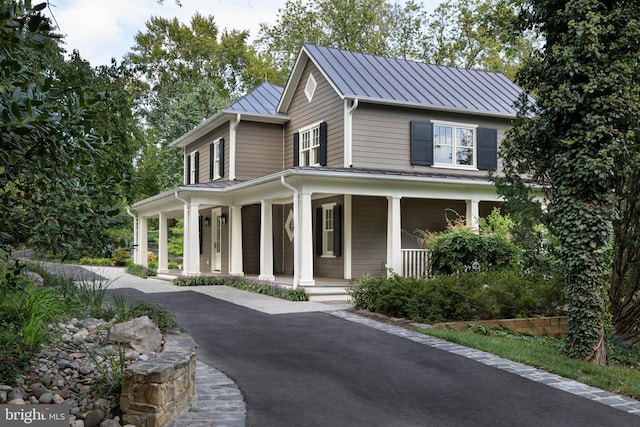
[421, 327, 640, 400]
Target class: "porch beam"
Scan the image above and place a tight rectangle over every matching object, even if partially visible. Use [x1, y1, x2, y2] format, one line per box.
[298, 191, 315, 286]
[386, 196, 402, 276]
[158, 212, 168, 272]
[259, 199, 275, 281]
[138, 216, 148, 268]
[466, 199, 480, 232]
[229, 204, 244, 276]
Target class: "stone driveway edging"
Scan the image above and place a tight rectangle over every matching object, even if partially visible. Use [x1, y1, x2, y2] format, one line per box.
[330, 310, 640, 417]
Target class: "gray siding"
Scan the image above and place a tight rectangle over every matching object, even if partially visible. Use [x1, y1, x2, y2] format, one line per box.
[400, 199, 466, 249]
[236, 121, 283, 181]
[352, 103, 510, 176]
[184, 122, 230, 184]
[312, 196, 344, 278]
[351, 196, 387, 278]
[284, 61, 344, 168]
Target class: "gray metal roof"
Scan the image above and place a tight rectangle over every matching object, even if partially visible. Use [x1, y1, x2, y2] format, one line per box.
[227, 82, 283, 115]
[303, 44, 524, 117]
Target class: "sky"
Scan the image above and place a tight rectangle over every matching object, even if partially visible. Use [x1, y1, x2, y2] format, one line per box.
[46, 0, 442, 67]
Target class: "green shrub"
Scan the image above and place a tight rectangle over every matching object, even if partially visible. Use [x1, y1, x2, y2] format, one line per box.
[111, 248, 131, 266]
[429, 227, 519, 275]
[79, 257, 113, 266]
[126, 263, 157, 278]
[348, 270, 566, 323]
[174, 275, 308, 301]
[346, 274, 386, 310]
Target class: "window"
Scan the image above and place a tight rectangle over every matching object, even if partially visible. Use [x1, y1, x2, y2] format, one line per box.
[315, 203, 341, 257]
[322, 203, 335, 257]
[294, 122, 327, 167]
[300, 122, 321, 166]
[411, 121, 497, 170]
[304, 73, 317, 102]
[210, 138, 224, 181]
[188, 151, 199, 184]
[433, 123, 476, 167]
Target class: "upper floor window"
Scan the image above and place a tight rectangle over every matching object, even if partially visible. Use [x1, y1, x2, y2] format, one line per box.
[433, 122, 476, 167]
[188, 151, 199, 184]
[410, 120, 497, 171]
[210, 138, 224, 181]
[294, 121, 327, 167]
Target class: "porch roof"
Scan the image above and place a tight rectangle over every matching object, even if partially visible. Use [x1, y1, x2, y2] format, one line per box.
[130, 166, 499, 213]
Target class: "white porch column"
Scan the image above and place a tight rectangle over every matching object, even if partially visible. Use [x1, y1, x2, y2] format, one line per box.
[188, 203, 201, 275]
[138, 216, 148, 268]
[344, 194, 352, 280]
[386, 196, 402, 276]
[299, 191, 315, 286]
[259, 200, 275, 281]
[466, 199, 480, 232]
[158, 212, 168, 272]
[181, 203, 189, 276]
[229, 204, 244, 276]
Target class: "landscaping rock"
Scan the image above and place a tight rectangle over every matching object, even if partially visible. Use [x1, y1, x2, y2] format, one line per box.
[24, 271, 44, 287]
[84, 408, 106, 427]
[8, 388, 23, 401]
[107, 316, 162, 354]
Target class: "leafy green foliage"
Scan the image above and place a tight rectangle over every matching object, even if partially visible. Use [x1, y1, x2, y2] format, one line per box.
[497, 0, 640, 363]
[348, 271, 565, 323]
[111, 248, 131, 266]
[174, 275, 309, 301]
[126, 263, 157, 278]
[428, 225, 519, 275]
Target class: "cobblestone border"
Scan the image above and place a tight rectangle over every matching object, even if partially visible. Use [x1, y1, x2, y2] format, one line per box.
[329, 310, 640, 416]
[164, 361, 246, 427]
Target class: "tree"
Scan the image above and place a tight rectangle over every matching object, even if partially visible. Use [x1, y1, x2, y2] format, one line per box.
[257, 0, 426, 71]
[424, 0, 537, 79]
[496, 0, 640, 364]
[0, 0, 126, 260]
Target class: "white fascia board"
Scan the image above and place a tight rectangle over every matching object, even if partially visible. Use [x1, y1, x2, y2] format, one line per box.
[170, 111, 231, 148]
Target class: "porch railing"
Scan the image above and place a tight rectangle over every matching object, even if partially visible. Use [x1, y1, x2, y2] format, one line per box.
[401, 249, 430, 278]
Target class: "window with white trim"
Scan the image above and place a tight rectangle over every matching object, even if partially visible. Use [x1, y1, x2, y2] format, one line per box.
[213, 139, 222, 180]
[433, 122, 477, 167]
[322, 203, 336, 257]
[188, 151, 199, 184]
[299, 123, 321, 166]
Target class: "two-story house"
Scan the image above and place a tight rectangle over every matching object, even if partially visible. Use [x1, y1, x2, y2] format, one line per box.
[129, 44, 523, 295]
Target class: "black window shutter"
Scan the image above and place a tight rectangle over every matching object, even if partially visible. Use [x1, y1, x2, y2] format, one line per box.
[219, 138, 225, 177]
[477, 128, 498, 171]
[410, 121, 433, 166]
[319, 121, 327, 166]
[209, 143, 214, 181]
[333, 204, 342, 257]
[194, 151, 200, 184]
[315, 207, 323, 256]
[293, 132, 300, 166]
[187, 155, 192, 184]
[198, 215, 203, 255]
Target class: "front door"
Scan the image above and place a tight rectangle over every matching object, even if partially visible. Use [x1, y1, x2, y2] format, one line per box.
[212, 208, 222, 271]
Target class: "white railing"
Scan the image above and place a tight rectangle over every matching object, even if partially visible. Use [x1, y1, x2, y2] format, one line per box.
[401, 249, 430, 278]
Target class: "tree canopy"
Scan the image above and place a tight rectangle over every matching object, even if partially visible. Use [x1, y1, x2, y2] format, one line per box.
[497, 0, 640, 364]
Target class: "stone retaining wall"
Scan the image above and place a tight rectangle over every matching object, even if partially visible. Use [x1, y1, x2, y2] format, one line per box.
[433, 316, 568, 337]
[120, 331, 197, 427]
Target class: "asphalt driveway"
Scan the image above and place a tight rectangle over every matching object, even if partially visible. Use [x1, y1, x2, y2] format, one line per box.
[112, 288, 639, 427]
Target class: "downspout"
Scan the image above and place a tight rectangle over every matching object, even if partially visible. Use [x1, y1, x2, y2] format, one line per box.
[126, 207, 138, 264]
[230, 113, 241, 181]
[280, 176, 299, 289]
[346, 98, 359, 167]
[175, 192, 189, 274]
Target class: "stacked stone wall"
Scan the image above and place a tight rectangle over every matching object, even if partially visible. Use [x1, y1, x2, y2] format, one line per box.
[120, 332, 197, 427]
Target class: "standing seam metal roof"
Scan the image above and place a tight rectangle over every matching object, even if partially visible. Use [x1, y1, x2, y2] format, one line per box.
[226, 82, 284, 115]
[303, 44, 524, 116]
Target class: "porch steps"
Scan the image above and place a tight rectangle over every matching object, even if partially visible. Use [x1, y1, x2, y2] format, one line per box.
[303, 286, 350, 303]
[156, 273, 180, 282]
